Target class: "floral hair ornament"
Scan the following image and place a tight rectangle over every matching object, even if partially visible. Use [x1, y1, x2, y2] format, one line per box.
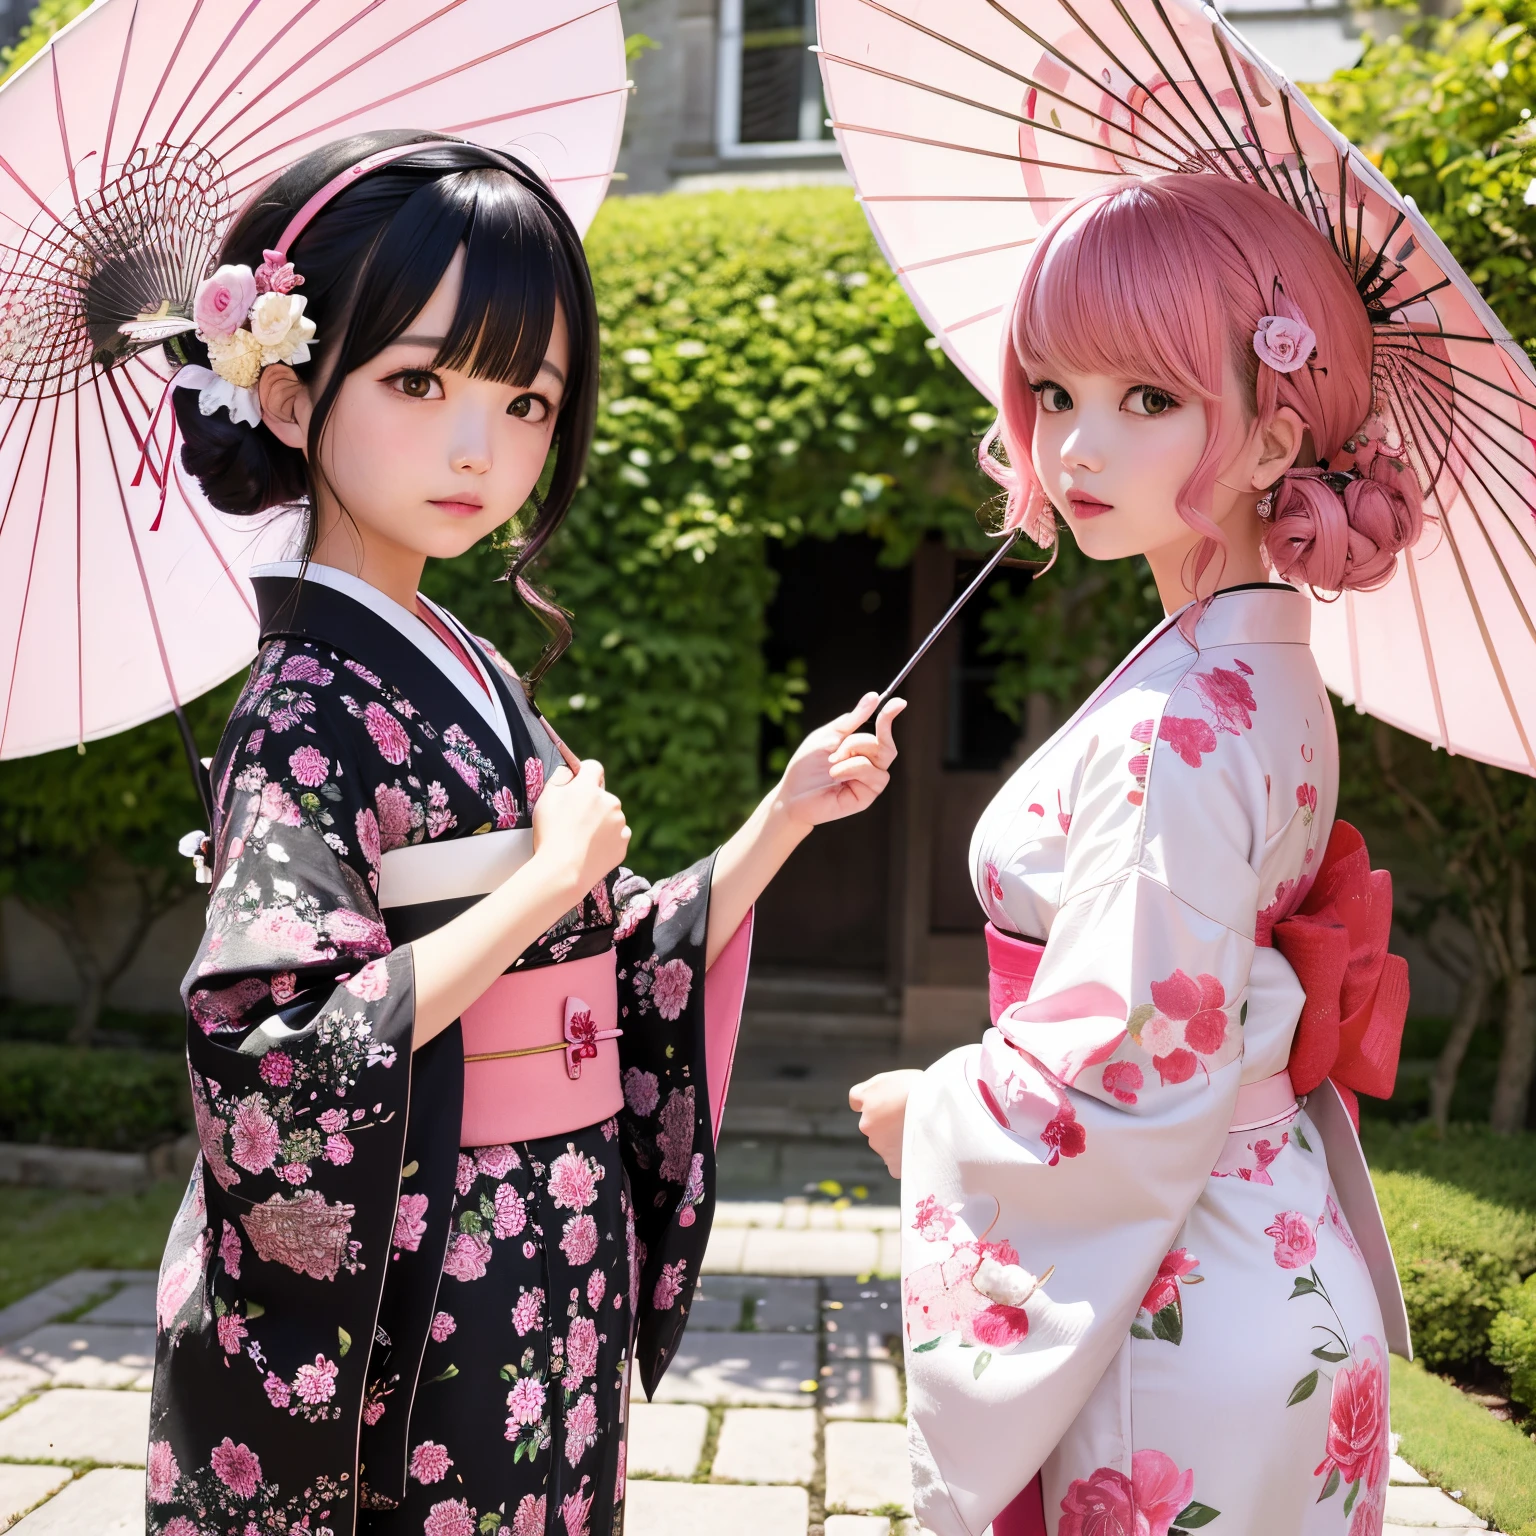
[169, 141, 462, 426]
[1252, 284, 1317, 376]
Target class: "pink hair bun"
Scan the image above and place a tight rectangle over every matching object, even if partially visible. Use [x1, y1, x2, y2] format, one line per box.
[1263, 456, 1423, 594]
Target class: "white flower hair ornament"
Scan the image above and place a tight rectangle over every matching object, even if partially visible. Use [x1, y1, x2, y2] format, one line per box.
[173, 250, 317, 427]
[1252, 287, 1317, 376]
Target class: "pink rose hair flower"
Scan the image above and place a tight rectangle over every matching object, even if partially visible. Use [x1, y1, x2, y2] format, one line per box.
[194, 265, 257, 338]
[1253, 311, 1317, 374]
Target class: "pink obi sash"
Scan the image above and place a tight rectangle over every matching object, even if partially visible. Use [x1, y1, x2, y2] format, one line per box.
[459, 950, 623, 1146]
[988, 922, 1296, 1133]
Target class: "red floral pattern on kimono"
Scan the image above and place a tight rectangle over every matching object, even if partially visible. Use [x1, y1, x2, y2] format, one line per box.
[903, 588, 1388, 1536]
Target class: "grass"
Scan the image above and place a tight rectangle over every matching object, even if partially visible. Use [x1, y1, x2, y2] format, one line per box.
[1363, 1120, 1536, 1216]
[1391, 1356, 1536, 1536]
[0, 1180, 182, 1310]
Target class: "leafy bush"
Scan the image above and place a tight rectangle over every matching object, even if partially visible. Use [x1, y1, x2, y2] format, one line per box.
[1491, 1272, 1536, 1412]
[0, 1043, 190, 1151]
[1375, 1168, 1536, 1370]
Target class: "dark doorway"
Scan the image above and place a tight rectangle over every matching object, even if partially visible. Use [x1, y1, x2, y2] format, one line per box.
[753, 536, 911, 975]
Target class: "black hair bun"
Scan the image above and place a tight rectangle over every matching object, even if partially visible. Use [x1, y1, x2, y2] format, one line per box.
[172, 385, 308, 517]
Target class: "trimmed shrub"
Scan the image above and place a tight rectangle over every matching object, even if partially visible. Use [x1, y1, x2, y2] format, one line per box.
[1490, 1274, 1536, 1414]
[0, 1043, 190, 1151]
[1376, 1168, 1536, 1371]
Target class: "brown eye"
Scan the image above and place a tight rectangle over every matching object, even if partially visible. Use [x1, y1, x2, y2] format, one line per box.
[398, 372, 433, 399]
[508, 394, 549, 422]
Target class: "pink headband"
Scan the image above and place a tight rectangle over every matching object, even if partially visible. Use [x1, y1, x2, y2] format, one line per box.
[270, 139, 466, 260]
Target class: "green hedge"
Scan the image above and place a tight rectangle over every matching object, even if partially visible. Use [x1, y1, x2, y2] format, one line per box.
[0, 1043, 189, 1151]
[1377, 1169, 1536, 1371]
[1491, 1273, 1536, 1412]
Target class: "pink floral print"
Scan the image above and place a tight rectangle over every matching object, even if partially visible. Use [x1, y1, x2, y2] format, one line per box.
[1158, 714, 1218, 768]
[548, 1148, 599, 1211]
[147, 1439, 180, 1501]
[513, 1287, 545, 1336]
[393, 1192, 429, 1253]
[1192, 661, 1258, 735]
[653, 1260, 687, 1310]
[561, 1214, 598, 1266]
[652, 958, 693, 1020]
[1265, 1211, 1317, 1270]
[1101, 1061, 1143, 1105]
[210, 1437, 262, 1499]
[363, 701, 411, 764]
[913, 1194, 957, 1242]
[1058, 1449, 1214, 1536]
[443, 1231, 492, 1282]
[410, 1441, 453, 1484]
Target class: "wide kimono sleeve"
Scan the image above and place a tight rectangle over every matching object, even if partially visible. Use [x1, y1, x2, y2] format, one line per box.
[148, 642, 420, 1536]
[900, 662, 1269, 1536]
[609, 856, 752, 1398]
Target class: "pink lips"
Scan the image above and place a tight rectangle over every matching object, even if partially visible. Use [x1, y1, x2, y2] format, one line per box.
[429, 499, 483, 518]
[1066, 491, 1113, 519]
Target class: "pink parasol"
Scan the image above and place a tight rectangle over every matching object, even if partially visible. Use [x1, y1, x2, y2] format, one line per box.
[819, 0, 1536, 775]
[0, 0, 626, 768]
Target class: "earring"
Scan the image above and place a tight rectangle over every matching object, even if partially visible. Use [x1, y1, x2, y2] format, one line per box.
[1257, 488, 1275, 518]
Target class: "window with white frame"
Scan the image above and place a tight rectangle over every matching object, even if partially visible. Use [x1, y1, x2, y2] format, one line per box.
[716, 0, 839, 157]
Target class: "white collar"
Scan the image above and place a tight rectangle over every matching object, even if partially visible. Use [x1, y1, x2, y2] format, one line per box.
[251, 560, 512, 752]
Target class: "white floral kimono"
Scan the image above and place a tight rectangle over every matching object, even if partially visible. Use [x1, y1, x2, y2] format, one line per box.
[901, 585, 1405, 1536]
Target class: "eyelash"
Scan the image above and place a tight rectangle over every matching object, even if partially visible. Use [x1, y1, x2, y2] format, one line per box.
[1029, 381, 1183, 415]
[385, 369, 552, 421]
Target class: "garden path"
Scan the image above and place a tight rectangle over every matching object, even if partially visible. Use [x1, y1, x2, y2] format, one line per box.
[0, 1200, 1498, 1534]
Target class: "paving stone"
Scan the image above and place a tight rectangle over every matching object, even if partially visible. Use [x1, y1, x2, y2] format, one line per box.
[711, 1409, 816, 1484]
[694, 1277, 820, 1332]
[652, 1332, 819, 1407]
[837, 1207, 901, 1231]
[624, 1479, 808, 1536]
[0, 1272, 149, 1348]
[0, 1358, 49, 1415]
[824, 1518, 891, 1536]
[77, 1286, 157, 1328]
[714, 1202, 786, 1229]
[823, 1279, 901, 1305]
[1384, 1486, 1487, 1527]
[1391, 1456, 1430, 1486]
[740, 1229, 879, 1277]
[821, 1358, 904, 1420]
[8, 1468, 143, 1534]
[8, 1326, 155, 1388]
[0, 1388, 150, 1466]
[702, 1225, 748, 1275]
[686, 1294, 747, 1331]
[825, 1420, 914, 1515]
[0, 1465, 71, 1532]
[626, 1403, 709, 1479]
[823, 1298, 899, 1360]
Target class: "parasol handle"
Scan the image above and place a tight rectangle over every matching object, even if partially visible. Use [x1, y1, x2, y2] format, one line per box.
[173, 704, 214, 828]
[874, 529, 1023, 712]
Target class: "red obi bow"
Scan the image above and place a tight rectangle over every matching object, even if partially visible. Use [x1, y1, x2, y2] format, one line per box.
[1263, 821, 1408, 1128]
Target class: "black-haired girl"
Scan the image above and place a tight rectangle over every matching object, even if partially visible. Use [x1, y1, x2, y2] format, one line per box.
[147, 132, 903, 1536]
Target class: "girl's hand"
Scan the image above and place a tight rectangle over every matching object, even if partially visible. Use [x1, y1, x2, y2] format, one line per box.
[530, 758, 630, 904]
[849, 1068, 923, 1178]
[779, 692, 905, 828]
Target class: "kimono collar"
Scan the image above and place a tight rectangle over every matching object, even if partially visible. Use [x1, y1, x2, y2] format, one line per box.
[1171, 583, 1311, 651]
[251, 560, 513, 752]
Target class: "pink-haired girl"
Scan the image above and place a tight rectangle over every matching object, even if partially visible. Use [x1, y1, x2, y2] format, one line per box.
[850, 174, 1419, 1536]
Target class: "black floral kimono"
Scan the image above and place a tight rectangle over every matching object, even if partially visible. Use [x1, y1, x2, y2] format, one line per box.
[147, 562, 749, 1536]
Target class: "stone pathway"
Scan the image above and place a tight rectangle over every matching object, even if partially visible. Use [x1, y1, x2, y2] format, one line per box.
[0, 1200, 1503, 1534]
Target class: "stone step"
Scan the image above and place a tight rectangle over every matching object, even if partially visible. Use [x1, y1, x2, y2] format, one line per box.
[740, 1010, 900, 1045]
[744, 971, 895, 1017]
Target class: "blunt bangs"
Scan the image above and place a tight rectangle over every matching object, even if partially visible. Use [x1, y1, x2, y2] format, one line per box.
[342, 164, 579, 393]
[1015, 184, 1228, 404]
